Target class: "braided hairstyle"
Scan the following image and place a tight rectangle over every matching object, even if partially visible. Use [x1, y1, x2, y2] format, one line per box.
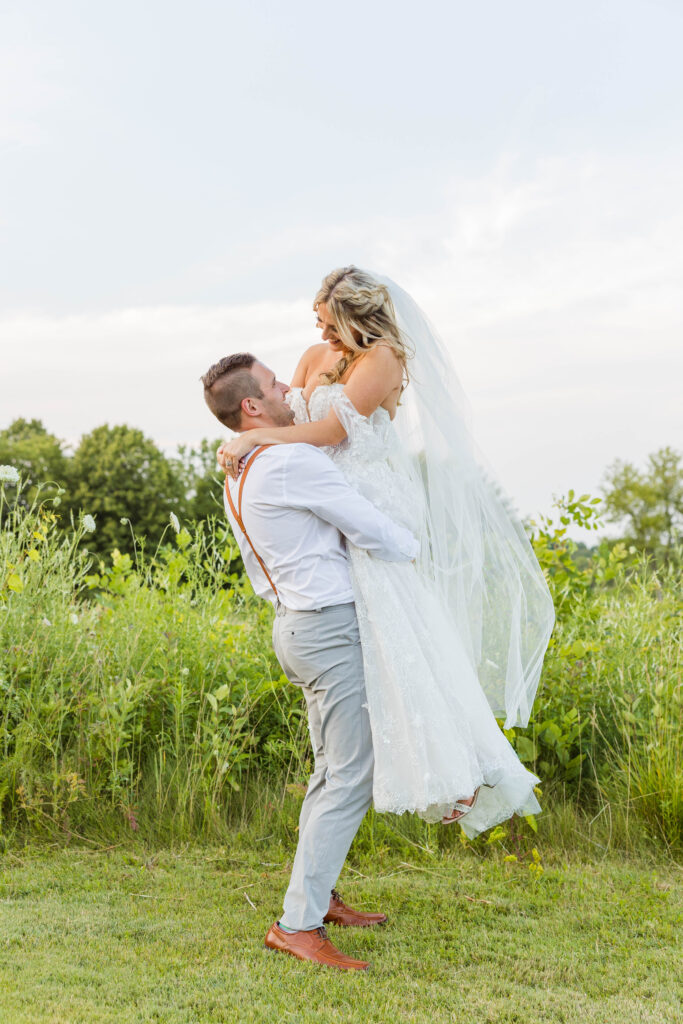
[314, 266, 412, 388]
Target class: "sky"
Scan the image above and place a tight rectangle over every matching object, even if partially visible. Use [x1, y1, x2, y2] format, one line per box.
[1, 0, 682, 526]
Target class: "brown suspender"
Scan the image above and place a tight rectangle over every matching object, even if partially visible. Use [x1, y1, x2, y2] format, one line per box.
[224, 445, 279, 599]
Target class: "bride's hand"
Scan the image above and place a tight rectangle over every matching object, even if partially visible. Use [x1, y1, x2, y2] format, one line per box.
[216, 434, 255, 479]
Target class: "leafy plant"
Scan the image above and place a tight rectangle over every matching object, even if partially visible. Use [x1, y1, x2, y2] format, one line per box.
[1, 476, 680, 851]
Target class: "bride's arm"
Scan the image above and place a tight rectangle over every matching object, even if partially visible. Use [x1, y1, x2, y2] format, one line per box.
[238, 410, 348, 450]
[221, 345, 403, 471]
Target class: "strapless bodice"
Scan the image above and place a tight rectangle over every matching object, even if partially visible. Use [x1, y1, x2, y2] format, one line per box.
[287, 384, 422, 532]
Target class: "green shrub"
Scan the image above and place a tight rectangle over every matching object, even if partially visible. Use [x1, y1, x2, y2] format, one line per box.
[501, 495, 683, 848]
[0, 479, 307, 843]
[1, 478, 680, 851]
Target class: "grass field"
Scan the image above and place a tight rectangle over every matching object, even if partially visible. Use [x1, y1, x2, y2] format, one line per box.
[1, 485, 681, 1022]
[1, 838, 680, 1024]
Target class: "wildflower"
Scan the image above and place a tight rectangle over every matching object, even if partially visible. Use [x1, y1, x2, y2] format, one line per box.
[42, 617, 52, 627]
[124, 807, 139, 831]
[82, 514, 96, 533]
[0, 465, 19, 484]
[69, 612, 79, 625]
[169, 512, 180, 533]
[120, 517, 129, 525]
[528, 847, 543, 876]
[7, 574, 23, 593]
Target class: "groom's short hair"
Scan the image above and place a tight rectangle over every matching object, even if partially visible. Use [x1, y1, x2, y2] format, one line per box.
[202, 353, 264, 430]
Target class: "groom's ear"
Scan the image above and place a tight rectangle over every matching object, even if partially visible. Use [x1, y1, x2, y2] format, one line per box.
[241, 396, 261, 418]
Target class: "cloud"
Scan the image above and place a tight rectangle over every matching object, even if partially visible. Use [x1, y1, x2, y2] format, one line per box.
[1, 301, 313, 451]
[371, 151, 683, 344]
[352, 152, 683, 513]
[2, 152, 681, 522]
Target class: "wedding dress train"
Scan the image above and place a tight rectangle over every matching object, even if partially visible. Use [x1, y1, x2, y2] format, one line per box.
[287, 383, 542, 838]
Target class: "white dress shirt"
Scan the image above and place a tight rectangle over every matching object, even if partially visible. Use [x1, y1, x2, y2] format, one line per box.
[223, 443, 419, 610]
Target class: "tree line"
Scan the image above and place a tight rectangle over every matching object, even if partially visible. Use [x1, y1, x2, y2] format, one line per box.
[1, 417, 681, 563]
[0, 419, 222, 556]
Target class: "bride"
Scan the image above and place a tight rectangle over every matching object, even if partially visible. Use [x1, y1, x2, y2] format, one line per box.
[219, 267, 555, 837]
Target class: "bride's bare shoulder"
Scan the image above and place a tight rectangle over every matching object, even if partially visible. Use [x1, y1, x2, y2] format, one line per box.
[304, 342, 329, 361]
[357, 342, 403, 381]
[291, 344, 329, 387]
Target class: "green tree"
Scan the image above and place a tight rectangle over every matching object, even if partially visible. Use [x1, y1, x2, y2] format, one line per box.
[170, 438, 225, 523]
[68, 424, 186, 555]
[0, 418, 70, 506]
[601, 446, 682, 562]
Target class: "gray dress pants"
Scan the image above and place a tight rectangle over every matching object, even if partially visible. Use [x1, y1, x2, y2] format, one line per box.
[272, 602, 374, 931]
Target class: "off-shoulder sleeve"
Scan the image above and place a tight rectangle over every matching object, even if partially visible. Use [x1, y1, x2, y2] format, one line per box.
[331, 388, 388, 461]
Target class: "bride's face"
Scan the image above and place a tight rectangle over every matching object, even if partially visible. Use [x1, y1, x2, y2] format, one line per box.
[316, 302, 359, 353]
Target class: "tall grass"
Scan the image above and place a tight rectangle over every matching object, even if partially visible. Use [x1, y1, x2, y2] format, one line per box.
[0, 483, 308, 847]
[0, 481, 680, 855]
[510, 561, 682, 853]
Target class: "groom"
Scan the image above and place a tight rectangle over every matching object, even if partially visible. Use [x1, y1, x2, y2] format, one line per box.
[202, 353, 418, 971]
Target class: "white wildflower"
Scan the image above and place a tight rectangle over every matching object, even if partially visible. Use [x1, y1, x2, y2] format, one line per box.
[169, 512, 180, 533]
[69, 613, 79, 624]
[0, 465, 20, 484]
[42, 617, 52, 627]
[120, 517, 129, 525]
[82, 514, 96, 533]
[181, 667, 190, 676]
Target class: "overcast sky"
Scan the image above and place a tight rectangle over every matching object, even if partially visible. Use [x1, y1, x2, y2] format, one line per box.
[1, 0, 681, 524]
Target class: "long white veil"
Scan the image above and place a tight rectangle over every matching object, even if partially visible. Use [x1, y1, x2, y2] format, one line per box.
[374, 273, 555, 729]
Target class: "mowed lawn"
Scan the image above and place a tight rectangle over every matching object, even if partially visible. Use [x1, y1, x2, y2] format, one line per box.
[0, 843, 680, 1024]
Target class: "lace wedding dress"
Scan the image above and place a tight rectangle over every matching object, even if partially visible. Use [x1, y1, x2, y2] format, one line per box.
[287, 383, 542, 838]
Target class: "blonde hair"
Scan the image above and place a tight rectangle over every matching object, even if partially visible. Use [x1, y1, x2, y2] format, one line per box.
[313, 266, 412, 388]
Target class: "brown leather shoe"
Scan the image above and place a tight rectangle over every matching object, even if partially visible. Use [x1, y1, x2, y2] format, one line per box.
[264, 922, 370, 971]
[323, 888, 388, 928]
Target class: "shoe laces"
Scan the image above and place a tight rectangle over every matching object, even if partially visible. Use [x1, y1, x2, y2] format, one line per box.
[330, 888, 344, 905]
[315, 926, 329, 940]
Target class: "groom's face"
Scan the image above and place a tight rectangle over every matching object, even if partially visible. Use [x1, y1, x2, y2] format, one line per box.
[248, 362, 294, 427]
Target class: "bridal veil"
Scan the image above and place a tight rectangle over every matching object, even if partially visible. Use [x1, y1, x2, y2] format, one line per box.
[372, 273, 555, 729]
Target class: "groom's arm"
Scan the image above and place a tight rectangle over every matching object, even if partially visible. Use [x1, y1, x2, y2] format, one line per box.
[279, 445, 418, 562]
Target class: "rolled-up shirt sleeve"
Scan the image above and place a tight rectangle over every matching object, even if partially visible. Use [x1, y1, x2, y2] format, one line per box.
[280, 445, 419, 562]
